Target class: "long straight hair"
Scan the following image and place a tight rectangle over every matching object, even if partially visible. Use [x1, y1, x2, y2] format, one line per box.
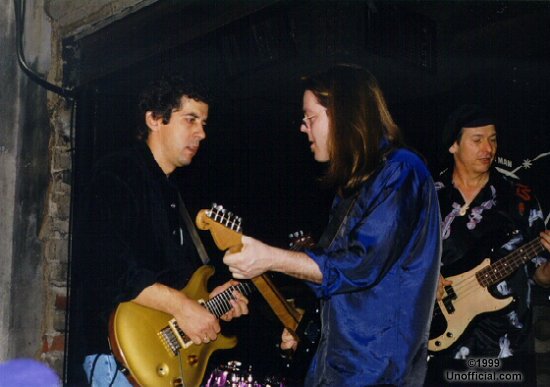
[302, 64, 403, 195]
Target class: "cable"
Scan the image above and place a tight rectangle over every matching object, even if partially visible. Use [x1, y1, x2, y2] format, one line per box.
[14, 0, 74, 99]
[62, 97, 77, 384]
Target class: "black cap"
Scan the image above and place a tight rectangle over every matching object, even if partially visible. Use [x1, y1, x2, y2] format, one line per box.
[442, 104, 495, 150]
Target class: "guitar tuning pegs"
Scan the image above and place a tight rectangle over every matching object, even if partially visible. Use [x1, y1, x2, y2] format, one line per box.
[291, 230, 304, 238]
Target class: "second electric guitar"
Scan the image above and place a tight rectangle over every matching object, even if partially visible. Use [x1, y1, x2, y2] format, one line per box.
[195, 204, 320, 361]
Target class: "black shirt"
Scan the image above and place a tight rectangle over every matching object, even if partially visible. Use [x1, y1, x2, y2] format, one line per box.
[71, 141, 202, 356]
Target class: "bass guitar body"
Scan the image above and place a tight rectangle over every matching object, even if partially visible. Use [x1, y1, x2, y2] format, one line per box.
[428, 259, 513, 352]
[429, 237, 544, 353]
[109, 265, 237, 387]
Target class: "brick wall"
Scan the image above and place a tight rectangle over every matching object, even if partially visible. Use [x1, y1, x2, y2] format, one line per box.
[36, 1, 155, 378]
[38, 90, 72, 375]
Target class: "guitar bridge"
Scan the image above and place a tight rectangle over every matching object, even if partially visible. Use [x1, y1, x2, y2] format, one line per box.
[158, 324, 181, 356]
[159, 318, 193, 356]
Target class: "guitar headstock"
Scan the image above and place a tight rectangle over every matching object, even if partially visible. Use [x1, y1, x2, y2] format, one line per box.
[196, 203, 243, 253]
[288, 230, 315, 251]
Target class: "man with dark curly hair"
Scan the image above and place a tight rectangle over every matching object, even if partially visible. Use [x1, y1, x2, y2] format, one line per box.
[71, 77, 249, 386]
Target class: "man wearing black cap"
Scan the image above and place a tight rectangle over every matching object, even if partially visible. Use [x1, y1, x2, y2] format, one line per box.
[425, 105, 550, 386]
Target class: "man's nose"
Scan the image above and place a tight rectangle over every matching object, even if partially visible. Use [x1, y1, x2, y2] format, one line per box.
[482, 139, 494, 152]
[196, 124, 206, 140]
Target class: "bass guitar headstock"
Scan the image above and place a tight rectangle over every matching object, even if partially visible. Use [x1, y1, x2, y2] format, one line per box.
[196, 203, 243, 253]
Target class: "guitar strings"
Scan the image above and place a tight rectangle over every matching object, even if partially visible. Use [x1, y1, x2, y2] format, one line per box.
[207, 206, 315, 332]
[440, 239, 542, 298]
[205, 282, 253, 318]
[433, 239, 543, 318]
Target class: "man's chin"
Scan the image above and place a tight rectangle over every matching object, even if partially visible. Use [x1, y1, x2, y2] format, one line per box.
[475, 165, 491, 174]
[178, 158, 193, 167]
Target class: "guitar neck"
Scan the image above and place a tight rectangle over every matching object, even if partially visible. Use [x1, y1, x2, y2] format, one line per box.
[252, 275, 302, 332]
[476, 238, 544, 287]
[165, 282, 254, 352]
[196, 206, 312, 337]
[250, 235, 315, 334]
[204, 282, 254, 318]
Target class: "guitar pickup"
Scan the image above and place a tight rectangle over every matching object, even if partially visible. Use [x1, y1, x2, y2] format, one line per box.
[442, 285, 457, 314]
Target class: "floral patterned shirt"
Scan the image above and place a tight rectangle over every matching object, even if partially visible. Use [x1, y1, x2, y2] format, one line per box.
[434, 167, 547, 358]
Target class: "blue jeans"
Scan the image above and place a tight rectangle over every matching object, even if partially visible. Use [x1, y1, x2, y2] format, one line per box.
[83, 354, 132, 387]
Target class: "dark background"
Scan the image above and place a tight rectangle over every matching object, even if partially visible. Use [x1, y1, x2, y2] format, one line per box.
[66, 1, 550, 384]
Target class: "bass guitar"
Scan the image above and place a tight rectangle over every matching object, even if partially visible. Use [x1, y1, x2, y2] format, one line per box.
[429, 237, 545, 352]
[195, 204, 320, 367]
[108, 265, 254, 387]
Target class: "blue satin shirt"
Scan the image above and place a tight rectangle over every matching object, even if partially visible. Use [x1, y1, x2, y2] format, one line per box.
[304, 148, 441, 386]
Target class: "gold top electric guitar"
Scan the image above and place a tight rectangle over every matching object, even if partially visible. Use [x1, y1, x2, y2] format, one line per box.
[108, 265, 254, 387]
[429, 237, 545, 352]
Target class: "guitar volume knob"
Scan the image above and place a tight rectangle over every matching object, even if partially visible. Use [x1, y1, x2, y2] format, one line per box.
[156, 363, 169, 376]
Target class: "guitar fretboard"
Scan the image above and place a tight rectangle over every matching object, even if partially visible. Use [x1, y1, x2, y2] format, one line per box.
[162, 281, 254, 353]
[198, 204, 315, 338]
[204, 282, 254, 318]
[476, 238, 544, 287]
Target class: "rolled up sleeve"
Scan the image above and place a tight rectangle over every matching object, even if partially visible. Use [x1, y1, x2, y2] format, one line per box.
[306, 160, 431, 298]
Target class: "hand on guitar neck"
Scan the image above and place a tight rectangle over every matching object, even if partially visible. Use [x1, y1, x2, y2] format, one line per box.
[534, 230, 550, 287]
[197, 206, 321, 374]
[281, 328, 298, 352]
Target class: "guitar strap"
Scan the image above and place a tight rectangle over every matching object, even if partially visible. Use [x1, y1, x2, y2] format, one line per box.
[316, 192, 359, 249]
[177, 193, 210, 265]
[316, 147, 393, 249]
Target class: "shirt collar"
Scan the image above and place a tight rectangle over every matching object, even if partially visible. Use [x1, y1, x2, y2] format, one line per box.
[134, 141, 169, 181]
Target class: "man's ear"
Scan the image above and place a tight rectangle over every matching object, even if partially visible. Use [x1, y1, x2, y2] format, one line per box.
[449, 141, 458, 154]
[145, 112, 162, 132]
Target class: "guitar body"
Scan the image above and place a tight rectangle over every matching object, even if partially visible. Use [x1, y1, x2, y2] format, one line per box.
[428, 258, 513, 352]
[109, 265, 237, 387]
[282, 303, 320, 380]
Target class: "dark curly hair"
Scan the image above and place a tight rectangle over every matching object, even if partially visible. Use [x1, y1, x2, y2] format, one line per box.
[136, 76, 210, 140]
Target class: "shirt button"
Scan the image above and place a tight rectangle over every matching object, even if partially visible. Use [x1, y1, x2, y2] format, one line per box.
[172, 230, 177, 235]
[170, 203, 176, 208]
